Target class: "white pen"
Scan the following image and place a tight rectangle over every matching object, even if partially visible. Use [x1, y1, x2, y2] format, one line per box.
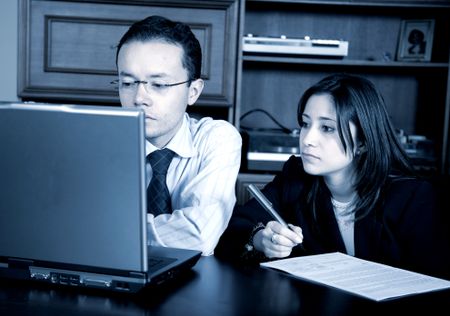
[247, 184, 288, 227]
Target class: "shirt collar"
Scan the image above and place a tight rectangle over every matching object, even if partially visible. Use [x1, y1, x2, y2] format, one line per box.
[145, 113, 197, 158]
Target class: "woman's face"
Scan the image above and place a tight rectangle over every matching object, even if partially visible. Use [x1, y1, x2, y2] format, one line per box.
[299, 93, 358, 182]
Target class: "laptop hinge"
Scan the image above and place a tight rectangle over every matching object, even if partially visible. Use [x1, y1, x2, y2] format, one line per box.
[129, 271, 147, 279]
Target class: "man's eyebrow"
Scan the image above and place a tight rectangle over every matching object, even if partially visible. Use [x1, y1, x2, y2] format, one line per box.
[147, 72, 173, 79]
[118, 71, 134, 78]
[118, 71, 169, 79]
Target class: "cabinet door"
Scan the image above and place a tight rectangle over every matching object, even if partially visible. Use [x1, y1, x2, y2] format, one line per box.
[18, 0, 238, 107]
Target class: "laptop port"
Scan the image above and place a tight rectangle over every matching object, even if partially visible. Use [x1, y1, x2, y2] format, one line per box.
[69, 275, 80, 286]
[30, 272, 50, 280]
[83, 278, 111, 288]
[115, 281, 130, 291]
[49, 273, 80, 286]
[59, 274, 69, 284]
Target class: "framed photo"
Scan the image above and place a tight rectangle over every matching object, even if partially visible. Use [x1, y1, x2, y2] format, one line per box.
[397, 19, 435, 62]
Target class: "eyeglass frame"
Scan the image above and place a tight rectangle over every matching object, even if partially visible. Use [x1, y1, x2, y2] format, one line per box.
[110, 78, 192, 94]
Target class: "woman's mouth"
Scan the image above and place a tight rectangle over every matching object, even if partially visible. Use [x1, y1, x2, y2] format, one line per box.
[301, 152, 320, 160]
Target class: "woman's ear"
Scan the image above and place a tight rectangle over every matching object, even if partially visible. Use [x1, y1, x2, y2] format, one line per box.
[356, 143, 367, 155]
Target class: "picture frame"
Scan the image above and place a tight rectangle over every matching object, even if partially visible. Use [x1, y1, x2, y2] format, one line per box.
[396, 19, 435, 62]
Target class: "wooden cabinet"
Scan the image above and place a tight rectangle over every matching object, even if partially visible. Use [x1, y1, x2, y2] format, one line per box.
[235, 0, 450, 175]
[18, 0, 239, 119]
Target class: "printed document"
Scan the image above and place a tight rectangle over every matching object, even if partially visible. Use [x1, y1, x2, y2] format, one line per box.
[260, 252, 450, 301]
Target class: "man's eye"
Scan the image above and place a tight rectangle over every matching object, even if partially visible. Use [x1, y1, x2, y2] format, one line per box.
[121, 82, 134, 87]
[150, 83, 166, 89]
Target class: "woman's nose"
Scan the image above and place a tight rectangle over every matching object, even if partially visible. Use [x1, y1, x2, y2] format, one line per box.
[300, 128, 316, 147]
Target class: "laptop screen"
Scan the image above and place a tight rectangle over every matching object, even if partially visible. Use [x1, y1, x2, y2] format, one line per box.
[0, 102, 148, 273]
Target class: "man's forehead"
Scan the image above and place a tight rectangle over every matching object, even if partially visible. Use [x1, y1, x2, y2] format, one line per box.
[121, 39, 183, 56]
[117, 40, 187, 77]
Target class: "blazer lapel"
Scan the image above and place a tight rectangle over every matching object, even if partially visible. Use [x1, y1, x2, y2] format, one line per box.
[354, 209, 383, 261]
[318, 198, 347, 253]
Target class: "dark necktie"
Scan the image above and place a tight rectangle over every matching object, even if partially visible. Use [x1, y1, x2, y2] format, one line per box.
[147, 149, 175, 216]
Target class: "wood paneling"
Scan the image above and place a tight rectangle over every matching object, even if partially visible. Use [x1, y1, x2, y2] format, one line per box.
[18, 0, 239, 108]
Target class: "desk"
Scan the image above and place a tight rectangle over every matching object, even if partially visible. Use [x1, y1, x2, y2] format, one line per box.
[0, 256, 449, 315]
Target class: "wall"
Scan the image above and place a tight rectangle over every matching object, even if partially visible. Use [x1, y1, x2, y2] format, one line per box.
[0, 0, 19, 102]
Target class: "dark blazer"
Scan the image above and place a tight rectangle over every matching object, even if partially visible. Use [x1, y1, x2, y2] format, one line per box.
[216, 156, 450, 279]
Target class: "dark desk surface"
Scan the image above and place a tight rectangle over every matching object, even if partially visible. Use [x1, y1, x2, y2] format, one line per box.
[0, 256, 449, 316]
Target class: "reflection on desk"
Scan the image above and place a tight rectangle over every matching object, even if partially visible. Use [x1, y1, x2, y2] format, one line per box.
[0, 256, 449, 315]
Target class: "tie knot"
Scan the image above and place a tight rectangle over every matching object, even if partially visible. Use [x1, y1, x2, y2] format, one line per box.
[147, 149, 175, 175]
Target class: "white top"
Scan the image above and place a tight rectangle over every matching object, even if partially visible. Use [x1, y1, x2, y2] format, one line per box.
[146, 113, 242, 256]
[331, 197, 355, 256]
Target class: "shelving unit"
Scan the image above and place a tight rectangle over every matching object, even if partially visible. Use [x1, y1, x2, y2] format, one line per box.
[17, 0, 450, 174]
[235, 0, 450, 175]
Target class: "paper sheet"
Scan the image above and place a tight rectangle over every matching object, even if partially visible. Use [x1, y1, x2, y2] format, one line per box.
[261, 252, 450, 301]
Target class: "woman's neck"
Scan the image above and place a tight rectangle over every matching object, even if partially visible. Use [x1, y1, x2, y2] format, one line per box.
[324, 174, 356, 203]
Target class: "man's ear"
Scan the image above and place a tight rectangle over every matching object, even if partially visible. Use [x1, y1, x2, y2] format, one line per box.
[187, 78, 204, 106]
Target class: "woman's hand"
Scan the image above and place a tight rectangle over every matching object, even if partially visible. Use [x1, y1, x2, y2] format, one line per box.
[253, 221, 303, 258]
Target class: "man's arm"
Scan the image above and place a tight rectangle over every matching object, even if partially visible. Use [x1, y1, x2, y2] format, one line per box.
[147, 121, 242, 255]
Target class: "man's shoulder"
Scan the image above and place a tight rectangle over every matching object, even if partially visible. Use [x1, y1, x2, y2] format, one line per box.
[188, 115, 240, 139]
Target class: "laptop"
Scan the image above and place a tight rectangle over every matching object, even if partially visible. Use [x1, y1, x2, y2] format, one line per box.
[0, 101, 201, 293]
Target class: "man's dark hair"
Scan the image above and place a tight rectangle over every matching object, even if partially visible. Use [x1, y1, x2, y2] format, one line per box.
[116, 15, 202, 81]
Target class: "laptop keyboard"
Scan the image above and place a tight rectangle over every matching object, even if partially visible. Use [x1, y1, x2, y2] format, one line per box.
[148, 256, 177, 272]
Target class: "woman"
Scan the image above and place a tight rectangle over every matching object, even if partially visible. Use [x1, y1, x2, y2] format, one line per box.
[215, 73, 449, 279]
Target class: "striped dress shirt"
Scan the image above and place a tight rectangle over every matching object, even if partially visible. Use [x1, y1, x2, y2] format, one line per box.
[146, 113, 242, 255]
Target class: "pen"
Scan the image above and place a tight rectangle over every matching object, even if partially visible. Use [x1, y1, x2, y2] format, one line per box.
[247, 184, 288, 227]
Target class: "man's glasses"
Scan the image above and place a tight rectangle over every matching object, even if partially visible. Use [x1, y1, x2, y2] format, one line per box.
[110, 79, 191, 95]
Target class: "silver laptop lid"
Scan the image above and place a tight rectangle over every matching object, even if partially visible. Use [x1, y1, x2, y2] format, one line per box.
[0, 102, 148, 273]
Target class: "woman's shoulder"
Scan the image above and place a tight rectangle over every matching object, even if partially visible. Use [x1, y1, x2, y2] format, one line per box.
[274, 156, 309, 185]
[387, 175, 433, 191]
[269, 156, 311, 200]
[281, 155, 305, 175]
[385, 175, 436, 200]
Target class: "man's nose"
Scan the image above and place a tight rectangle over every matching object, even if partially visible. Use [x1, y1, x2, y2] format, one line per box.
[134, 83, 150, 105]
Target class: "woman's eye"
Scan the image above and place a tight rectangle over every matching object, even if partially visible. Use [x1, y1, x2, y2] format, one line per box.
[322, 125, 335, 133]
[299, 121, 309, 128]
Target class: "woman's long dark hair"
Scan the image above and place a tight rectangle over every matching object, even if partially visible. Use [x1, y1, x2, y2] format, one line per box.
[297, 73, 415, 220]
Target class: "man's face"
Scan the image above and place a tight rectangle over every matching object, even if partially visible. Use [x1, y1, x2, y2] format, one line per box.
[117, 40, 203, 148]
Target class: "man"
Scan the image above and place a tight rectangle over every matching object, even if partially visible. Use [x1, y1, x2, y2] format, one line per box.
[114, 15, 241, 255]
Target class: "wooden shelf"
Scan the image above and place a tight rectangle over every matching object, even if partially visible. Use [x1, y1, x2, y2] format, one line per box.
[243, 55, 449, 69]
[246, 0, 450, 9]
